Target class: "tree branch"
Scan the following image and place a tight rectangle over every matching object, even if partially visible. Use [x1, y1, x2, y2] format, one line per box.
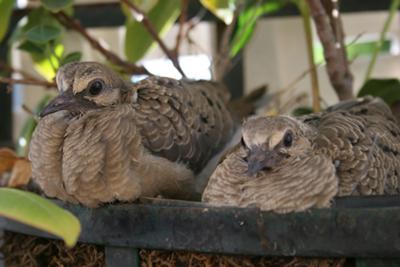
[307, 0, 354, 100]
[214, 9, 240, 81]
[120, 0, 187, 78]
[173, 0, 189, 57]
[54, 11, 151, 76]
[0, 76, 56, 88]
[0, 61, 38, 81]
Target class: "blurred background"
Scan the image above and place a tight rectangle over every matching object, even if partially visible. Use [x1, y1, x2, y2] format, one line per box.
[1, 0, 400, 154]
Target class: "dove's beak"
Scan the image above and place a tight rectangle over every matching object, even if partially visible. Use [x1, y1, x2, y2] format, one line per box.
[246, 148, 280, 176]
[40, 90, 96, 117]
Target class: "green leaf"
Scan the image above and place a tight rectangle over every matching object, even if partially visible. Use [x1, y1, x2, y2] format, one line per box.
[0, 188, 81, 247]
[60, 51, 82, 66]
[32, 42, 64, 80]
[25, 25, 61, 44]
[230, 0, 287, 57]
[40, 0, 73, 12]
[292, 106, 314, 116]
[200, 0, 235, 24]
[358, 79, 400, 106]
[18, 41, 46, 55]
[9, 8, 60, 44]
[0, 0, 15, 42]
[121, 0, 158, 17]
[124, 0, 180, 62]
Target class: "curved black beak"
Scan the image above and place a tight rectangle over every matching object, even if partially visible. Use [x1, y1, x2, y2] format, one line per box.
[40, 90, 96, 118]
[246, 148, 281, 176]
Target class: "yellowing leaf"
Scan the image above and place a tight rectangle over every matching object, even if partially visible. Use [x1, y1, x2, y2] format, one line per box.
[0, 148, 17, 174]
[33, 43, 64, 80]
[9, 159, 31, 188]
[124, 0, 180, 62]
[200, 0, 235, 24]
[0, 188, 81, 247]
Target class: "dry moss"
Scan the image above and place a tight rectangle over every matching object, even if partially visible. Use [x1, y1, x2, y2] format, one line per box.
[0, 231, 105, 267]
[0, 232, 351, 267]
[139, 250, 350, 267]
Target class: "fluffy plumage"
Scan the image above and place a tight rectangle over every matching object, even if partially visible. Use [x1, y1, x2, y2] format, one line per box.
[202, 97, 400, 213]
[29, 62, 235, 207]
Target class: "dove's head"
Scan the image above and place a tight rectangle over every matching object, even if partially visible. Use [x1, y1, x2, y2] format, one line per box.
[40, 62, 135, 117]
[241, 115, 312, 175]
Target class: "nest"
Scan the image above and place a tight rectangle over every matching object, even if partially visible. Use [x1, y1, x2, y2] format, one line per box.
[0, 232, 351, 267]
[139, 250, 350, 267]
[0, 231, 105, 267]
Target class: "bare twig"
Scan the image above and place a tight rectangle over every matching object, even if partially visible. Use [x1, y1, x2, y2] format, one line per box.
[120, 0, 187, 78]
[307, 0, 354, 100]
[0, 76, 56, 88]
[0, 61, 38, 80]
[174, 0, 189, 57]
[214, 9, 240, 81]
[54, 11, 151, 76]
[298, 0, 320, 112]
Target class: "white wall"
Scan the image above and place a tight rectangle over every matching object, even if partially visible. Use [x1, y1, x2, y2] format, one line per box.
[244, 11, 400, 107]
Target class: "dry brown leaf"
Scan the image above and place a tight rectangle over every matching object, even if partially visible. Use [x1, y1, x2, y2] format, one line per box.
[9, 159, 32, 188]
[0, 148, 18, 175]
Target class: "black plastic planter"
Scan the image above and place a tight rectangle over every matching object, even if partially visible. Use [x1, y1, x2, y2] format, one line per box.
[0, 195, 400, 266]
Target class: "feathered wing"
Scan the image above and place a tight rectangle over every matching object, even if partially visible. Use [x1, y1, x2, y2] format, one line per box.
[133, 77, 234, 173]
[202, 147, 338, 213]
[311, 97, 400, 195]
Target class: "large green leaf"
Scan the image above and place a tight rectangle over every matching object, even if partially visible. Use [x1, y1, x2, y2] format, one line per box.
[230, 0, 288, 57]
[40, 0, 73, 12]
[25, 25, 61, 44]
[0, 188, 81, 247]
[124, 0, 180, 62]
[200, 0, 235, 24]
[358, 78, 400, 106]
[0, 0, 15, 42]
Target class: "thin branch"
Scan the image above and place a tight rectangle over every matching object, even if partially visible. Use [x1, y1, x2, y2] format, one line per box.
[0, 61, 37, 80]
[307, 0, 354, 100]
[120, 0, 187, 78]
[173, 0, 189, 57]
[0, 76, 56, 88]
[298, 0, 321, 112]
[214, 8, 240, 81]
[54, 11, 151, 76]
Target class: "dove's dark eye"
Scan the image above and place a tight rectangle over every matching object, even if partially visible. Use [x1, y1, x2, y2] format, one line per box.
[88, 80, 104, 96]
[283, 131, 293, 147]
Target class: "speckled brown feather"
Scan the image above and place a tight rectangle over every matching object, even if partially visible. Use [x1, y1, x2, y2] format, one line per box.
[203, 97, 400, 213]
[133, 77, 233, 173]
[29, 62, 235, 207]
